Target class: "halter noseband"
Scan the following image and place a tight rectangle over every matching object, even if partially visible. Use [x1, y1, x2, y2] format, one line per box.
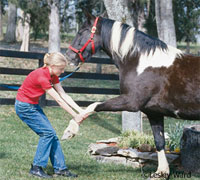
[69, 17, 99, 63]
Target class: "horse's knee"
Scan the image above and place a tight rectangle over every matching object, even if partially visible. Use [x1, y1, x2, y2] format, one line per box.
[154, 138, 165, 151]
[152, 130, 165, 151]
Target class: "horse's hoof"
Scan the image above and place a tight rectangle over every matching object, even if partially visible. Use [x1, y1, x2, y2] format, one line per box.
[61, 131, 75, 140]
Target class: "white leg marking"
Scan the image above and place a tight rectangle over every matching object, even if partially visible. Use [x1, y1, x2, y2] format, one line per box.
[157, 149, 169, 174]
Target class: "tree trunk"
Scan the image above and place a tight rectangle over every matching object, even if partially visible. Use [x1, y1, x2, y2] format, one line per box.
[48, 0, 60, 53]
[20, 13, 30, 52]
[16, 9, 24, 42]
[180, 125, 200, 173]
[0, 1, 3, 38]
[4, 3, 17, 43]
[155, 0, 177, 47]
[103, 0, 133, 26]
[186, 41, 190, 54]
[103, 0, 142, 132]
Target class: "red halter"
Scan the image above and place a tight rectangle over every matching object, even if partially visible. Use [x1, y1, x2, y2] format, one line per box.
[69, 17, 99, 63]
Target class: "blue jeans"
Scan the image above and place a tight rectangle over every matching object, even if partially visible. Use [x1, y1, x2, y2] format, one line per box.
[15, 100, 67, 172]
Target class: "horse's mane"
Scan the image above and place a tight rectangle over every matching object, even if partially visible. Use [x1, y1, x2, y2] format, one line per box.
[100, 17, 170, 59]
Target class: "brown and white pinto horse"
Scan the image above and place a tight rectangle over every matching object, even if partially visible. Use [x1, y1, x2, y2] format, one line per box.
[66, 12, 200, 178]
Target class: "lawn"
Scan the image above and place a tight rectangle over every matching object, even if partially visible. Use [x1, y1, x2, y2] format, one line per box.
[1, 105, 200, 180]
[1, 42, 200, 179]
[0, 105, 141, 180]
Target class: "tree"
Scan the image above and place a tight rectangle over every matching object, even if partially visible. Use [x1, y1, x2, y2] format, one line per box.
[4, 1, 17, 42]
[0, 0, 6, 38]
[48, 0, 60, 52]
[129, 0, 150, 31]
[103, 0, 133, 26]
[155, 0, 177, 47]
[173, 0, 200, 53]
[18, 0, 49, 41]
[15, 8, 23, 41]
[103, 0, 142, 132]
[20, 13, 30, 51]
[144, 0, 158, 37]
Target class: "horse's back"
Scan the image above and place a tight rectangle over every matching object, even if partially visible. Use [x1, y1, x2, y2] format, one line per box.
[144, 54, 200, 120]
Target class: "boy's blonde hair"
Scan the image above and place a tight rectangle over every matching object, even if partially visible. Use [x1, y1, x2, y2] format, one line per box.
[43, 52, 67, 67]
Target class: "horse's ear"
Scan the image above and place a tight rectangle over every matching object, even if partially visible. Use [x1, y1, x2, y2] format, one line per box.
[100, 11, 108, 18]
[83, 9, 96, 25]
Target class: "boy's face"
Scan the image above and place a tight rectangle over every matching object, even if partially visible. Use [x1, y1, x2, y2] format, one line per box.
[51, 64, 66, 76]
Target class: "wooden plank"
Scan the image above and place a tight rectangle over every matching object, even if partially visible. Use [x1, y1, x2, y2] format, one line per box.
[0, 98, 94, 107]
[0, 67, 119, 80]
[0, 98, 15, 105]
[0, 84, 120, 95]
[62, 87, 120, 95]
[0, 67, 32, 75]
[46, 100, 94, 107]
[0, 49, 114, 64]
[60, 71, 119, 80]
[0, 49, 44, 59]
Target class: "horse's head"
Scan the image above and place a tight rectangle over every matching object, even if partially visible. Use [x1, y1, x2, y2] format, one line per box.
[66, 12, 102, 66]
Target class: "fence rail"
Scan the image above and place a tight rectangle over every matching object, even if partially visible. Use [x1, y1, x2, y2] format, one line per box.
[0, 49, 120, 107]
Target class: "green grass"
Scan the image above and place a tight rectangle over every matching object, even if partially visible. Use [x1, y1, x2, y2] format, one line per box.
[1, 41, 200, 179]
[1, 106, 200, 180]
[0, 105, 140, 180]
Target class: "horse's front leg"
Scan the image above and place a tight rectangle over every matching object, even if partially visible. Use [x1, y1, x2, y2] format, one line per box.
[95, 94, 140, 112]
[147, 114, 169, 179]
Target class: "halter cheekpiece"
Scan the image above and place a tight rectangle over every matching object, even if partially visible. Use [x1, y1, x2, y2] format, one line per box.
[69, 17, 99, 63]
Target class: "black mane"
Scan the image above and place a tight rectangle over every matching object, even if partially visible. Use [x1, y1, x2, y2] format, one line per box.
[100, 18, 115, 50]
[100, 17, 168, 57]
[133, 30, 168, 55]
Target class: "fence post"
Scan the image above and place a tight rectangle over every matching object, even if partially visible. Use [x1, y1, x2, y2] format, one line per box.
[122, 111, 142, 132]
[38, 59, 46, 107]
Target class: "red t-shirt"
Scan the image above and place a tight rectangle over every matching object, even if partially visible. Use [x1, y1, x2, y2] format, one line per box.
[16, 67, 59, 104]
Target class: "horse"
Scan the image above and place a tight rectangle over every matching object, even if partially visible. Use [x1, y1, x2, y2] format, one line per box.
[66, 12, 200, 178]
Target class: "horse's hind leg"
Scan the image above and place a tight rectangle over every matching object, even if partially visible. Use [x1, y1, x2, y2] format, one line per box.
[95, 94, 140, 112]
[147, 114, 169, 178]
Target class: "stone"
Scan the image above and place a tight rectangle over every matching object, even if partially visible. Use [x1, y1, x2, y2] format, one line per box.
[126, 159, 141, 168]
[91, 155, 127, 165]
[96, 137, 119, 144]
[96, 146, 120, 156]
[180, 125, 200, 173]
[117, 148, 139, 158]
[88, 142, 180, 168]
[138, 152, 179, 163]
[138, 144, 153, 152]
[88, 143, 109, 155]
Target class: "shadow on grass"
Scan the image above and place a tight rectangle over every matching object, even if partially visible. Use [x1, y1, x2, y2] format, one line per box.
[90, 114, 121, 135]
[68, 164, 141, 174]
[0, 152, 6, 159]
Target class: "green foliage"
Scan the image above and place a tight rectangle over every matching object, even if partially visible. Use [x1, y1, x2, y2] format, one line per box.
[173, 0, 200, 43]
[18, 0, 49, 40]
[144, 0, 158, 38]
[76, 0, 105, 25]
[1, 0, 8, 14]
[166, 121, 193, 151]
[118, 130, 155, 149]
[144, 0, 200, 43]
